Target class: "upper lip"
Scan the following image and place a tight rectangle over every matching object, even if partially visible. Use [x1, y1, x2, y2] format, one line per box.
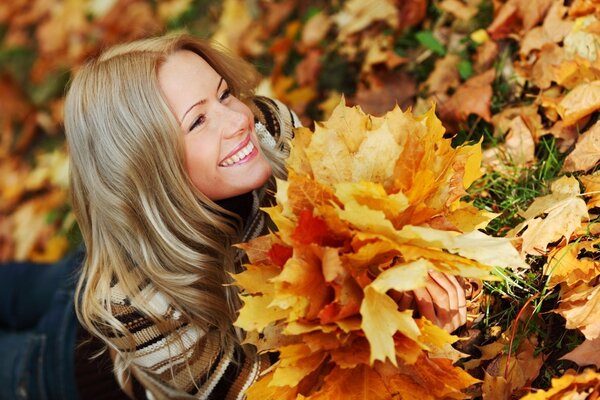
[219, 135, 251, 165]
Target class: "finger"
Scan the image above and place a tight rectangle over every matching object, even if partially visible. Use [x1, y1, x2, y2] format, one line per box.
[423, 275, 454, 331]
[429, 271, 461, 331]
[451, 274, 467, 327]
[388, 290, 414, 310]
[412, 287, 438, 326]
[397, 291, 415, 310]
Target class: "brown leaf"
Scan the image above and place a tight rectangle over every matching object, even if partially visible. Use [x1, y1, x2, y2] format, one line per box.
[568, 0, 600, 17]
[333, 0, 398, 39]
[295, 49, 322, 86]
[558, 283, 600, 339]
[580, 173, 600, 211]
[558, 80, 600, 126]
[487, 0, 520, 40]
[518, 0, 554, 31]
[540, 120, 579, 152]
[545, 239, 600, 287]
[352, 70, 416, 116]
[563, 120, 600, 172]
[397, 0, 427, 30]
[421, 54, 461, 95]
[529, 43, 565, 90]
[439, 0, 478, 20]
[519, 1, 572, 56]
[473, 40, 499, 73]
[438, 68, 495, 124]
[514, 176, 589, 255]
[560, 338, 600, 368]
[301, 12, 332, 48]
[484, 337, 545, 398]
[520, 369, 600, 400]
[503, 116, 536, 166]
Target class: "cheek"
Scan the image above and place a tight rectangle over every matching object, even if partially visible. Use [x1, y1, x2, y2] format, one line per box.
[183, 138, 213, 185]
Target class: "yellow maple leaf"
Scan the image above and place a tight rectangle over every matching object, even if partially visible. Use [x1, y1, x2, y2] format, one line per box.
[361, 286, 421, 366]
[308, 364, 393, 400]
[513, 176, 589, 255]
[271, 344, 327, 387]
[545, 239, 600, 287]
[557, 80, 600, 126]
[520, 369, 600, 400]
[556, 284, 600, 339]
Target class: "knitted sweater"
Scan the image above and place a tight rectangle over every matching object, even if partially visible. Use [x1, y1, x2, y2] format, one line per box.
[104, 97, 299, 400]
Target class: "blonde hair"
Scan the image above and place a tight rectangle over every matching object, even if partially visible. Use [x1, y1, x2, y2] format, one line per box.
[65, 33, 285, 384]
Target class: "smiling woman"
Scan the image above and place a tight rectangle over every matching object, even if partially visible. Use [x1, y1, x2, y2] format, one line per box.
[62, 34, 299, 399]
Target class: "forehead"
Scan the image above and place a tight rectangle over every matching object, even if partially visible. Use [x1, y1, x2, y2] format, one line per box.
[158, 49, 219, 86]
[158, 50, 221, 117]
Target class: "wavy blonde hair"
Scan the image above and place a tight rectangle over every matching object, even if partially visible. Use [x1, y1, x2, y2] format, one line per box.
[65, 33, 286, 378]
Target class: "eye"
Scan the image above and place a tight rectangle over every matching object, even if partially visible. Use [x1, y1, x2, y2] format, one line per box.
[189, 114, 205, 132]
[219, 88, 231, 102]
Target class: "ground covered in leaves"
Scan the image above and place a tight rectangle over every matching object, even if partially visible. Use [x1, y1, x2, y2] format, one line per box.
[1, 0, 600, 398]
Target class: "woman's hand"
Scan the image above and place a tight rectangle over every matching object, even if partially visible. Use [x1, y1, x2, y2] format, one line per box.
[393, 271, 467, 333]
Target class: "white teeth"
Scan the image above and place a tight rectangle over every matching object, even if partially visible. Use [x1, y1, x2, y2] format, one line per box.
[220, 140, 255, 166]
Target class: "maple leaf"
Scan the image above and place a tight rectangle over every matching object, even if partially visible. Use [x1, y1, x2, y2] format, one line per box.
[361, 286, 421, 366]
[481, 336, 545, 398]
[270, 344, 327, 387]
[332, 0, 397, 40]
[513, 176, 589, 255]
[560, 337, 600, 368]
[520, 369, 600, 400]
[556, 283, 600, 339]
[308, 364, 392, 400]
[438, 69, 495, 125]
[245, 370, 298, 400]
[563, 120, 600, 172]
[557, 80, 600, 126]
[580, 172, 600, 211]
[377, 355, 480, 399]
[545, 239, 600, 287]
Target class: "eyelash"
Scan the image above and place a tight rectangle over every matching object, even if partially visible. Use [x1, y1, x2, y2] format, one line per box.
[188, 88, 232, 132]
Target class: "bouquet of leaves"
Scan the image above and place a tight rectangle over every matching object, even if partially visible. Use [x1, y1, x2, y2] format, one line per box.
[233, 101, 526, 399]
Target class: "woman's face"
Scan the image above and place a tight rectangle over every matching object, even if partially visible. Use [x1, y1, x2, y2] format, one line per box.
[158, 50, 272, 201]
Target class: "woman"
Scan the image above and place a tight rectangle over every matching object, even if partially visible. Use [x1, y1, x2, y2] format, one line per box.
[1, 33, 466, 400]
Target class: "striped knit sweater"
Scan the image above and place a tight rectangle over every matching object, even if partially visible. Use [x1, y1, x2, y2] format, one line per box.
[105, 97, 300, 400]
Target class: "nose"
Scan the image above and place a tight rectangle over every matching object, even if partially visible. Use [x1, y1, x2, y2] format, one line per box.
[217, 103, 247, 139]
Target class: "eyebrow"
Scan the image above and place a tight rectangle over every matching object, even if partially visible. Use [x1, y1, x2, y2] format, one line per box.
[179, 77, 225, 125]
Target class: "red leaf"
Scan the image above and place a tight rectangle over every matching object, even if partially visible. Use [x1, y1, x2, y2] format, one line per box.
[267, 243, 293, 267]
[292, 210, 344, 247]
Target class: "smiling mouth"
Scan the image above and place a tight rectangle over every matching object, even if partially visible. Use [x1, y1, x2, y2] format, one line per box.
[219, 138, 256, 167]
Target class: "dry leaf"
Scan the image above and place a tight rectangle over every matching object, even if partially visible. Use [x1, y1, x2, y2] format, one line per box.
[422, 54, 461, 95]
[557, 80, 600, 126]
[352, 70, 416, 116]
[560, 338, 600, 368]
[515, 176, 589, 255]
[301, 12, 332, 48]
[557, 284, 600, 339]
[333, 0, 398, 39]
[438, 68, 495, 124]
[439, 0, 478, 20]
[520, 369, 600, 399]
[502, 115, 536, 166]
[545, 239, 600, 287]
[563, 120, 600, 172]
